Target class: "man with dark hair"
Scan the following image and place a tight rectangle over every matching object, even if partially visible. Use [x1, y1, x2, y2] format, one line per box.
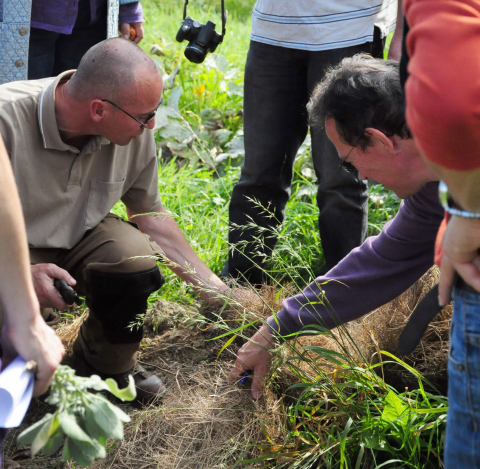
[0, 38, 232, 404]
[308, 54, 412, 150]
[229, 55, 443, 399]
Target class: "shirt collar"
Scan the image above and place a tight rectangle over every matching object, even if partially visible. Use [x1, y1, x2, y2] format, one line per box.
[37, 70, 110, 153]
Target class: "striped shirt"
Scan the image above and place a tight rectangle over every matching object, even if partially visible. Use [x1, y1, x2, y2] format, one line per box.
[251, 1, 398, 51]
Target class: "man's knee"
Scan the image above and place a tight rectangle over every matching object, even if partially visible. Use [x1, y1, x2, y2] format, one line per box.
[84, 215, 163, 274]
[85, 264, 165, 344]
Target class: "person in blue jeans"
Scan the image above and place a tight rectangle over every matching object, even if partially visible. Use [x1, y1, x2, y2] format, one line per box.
[222, 1, 403, 284]
[402, 1, 480, 466]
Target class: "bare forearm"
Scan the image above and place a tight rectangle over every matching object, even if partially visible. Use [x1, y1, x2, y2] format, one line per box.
[0, 138, 39, 322]
[387, 0, 403, 60]
[396, 0, 404, 32]
[128, 208, 228, 302]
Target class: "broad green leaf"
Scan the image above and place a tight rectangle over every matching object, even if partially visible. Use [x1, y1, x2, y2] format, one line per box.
[362, 428, 388, 451]
[167, 87, 182, 111]
[82, 374, 110, 392]
[105, 375, 136, 402]
[42, 428, 64, 456]
[62, 436, 71, 461]
[31, 417, 55, 456]
[59, 412, 93, 444]
[18, 413, 53, 445]
[382, 390, 409, 426]
[89, 400, 123, 439]
[94, 394, 131, 422]
[64, 436, 106, 466]
[205, 53, 229, 72]
[83, 407, 109, 441]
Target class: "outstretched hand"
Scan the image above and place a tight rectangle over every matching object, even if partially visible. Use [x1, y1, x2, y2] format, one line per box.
[228, 324, 276, 399]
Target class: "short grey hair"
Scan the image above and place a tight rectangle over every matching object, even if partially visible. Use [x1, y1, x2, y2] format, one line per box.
[66, 37, 159, 103]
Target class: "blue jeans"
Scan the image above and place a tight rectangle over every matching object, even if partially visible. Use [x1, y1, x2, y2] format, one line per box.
[446, 287, 480, 468]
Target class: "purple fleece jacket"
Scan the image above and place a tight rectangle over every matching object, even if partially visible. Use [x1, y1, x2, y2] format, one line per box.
[267, 182, 444, 338]
[31, 1, 143, 35]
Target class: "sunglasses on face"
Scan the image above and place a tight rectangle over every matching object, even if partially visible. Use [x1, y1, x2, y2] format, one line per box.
[101, 98, 163, 128]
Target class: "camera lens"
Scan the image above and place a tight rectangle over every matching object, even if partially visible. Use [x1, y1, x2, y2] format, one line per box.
[185, 44, 207, 64]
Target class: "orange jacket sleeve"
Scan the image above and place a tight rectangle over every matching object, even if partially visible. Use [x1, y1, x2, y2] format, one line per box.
[405, 0, 480, 171]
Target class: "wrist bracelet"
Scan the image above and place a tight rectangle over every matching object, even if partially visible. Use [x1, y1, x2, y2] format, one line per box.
[439, 181, 480, 218]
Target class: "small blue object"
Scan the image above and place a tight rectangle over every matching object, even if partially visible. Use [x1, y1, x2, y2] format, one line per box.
[239, 370, 253, 385]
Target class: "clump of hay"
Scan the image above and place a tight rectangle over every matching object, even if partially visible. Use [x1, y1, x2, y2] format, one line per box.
[200, 283, 297, 340]
[55, 310, 88, 351]
[294, 266, 451, 392]
[89, 364, 264, 469]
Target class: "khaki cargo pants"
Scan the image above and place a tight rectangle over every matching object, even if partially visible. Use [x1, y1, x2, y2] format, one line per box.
[1, 214, 164, 374]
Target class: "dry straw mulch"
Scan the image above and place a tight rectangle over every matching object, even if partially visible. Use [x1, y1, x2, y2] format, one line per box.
[3, 268, 451, 468]
[294, 266, 451, 392]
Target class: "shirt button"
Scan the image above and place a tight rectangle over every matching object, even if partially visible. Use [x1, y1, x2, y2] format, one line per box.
[15, 59, 24, 67]
[19, 28, 27, 36]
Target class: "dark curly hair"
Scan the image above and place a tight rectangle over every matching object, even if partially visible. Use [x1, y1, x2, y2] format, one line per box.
[307, 54, 411, 150]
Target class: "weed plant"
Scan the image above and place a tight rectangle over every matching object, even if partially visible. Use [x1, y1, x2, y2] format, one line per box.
[208, 218, 447, 468]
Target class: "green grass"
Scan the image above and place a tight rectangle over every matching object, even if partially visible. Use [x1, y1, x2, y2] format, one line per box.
[114, 3, 445, 467]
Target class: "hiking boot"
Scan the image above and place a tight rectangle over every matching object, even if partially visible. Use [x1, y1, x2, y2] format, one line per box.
[72, 340, 166, 405]
[102, 362, 167, 406]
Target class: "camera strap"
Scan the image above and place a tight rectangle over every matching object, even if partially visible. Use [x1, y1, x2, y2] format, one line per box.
[182, 0, 227, 40]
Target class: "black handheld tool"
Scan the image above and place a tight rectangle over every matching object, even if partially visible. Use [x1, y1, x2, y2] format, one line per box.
[397, 284, 443, 356]
[53, 278, 82, 306]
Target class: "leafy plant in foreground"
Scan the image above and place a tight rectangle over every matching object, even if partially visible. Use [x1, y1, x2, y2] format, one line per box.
[18, 365, 136, 467]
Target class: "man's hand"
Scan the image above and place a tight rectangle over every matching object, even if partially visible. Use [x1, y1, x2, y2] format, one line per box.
[439, 216, 480, 305]
[119, 22, 144, 44]
[228, 324, 276, 399]
[1, 314, 65, 396]
[31, 264, 76, 310]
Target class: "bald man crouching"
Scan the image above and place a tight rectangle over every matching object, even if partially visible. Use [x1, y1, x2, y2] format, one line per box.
[0, 38, 231, 404]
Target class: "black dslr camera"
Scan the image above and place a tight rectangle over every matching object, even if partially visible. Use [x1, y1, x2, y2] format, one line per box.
[176, 0, 227, 64]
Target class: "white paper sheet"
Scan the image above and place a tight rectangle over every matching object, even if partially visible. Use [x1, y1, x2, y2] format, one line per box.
[0, 356, 34, 428]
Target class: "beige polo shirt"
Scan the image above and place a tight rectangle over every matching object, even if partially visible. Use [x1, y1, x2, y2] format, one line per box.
[0, 71, 162, 249]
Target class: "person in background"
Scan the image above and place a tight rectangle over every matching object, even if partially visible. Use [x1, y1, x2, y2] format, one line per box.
[404, 1, 480, 466]
[0, 0, 145, 84]
[0, 133, 65, 463]
[28, 0, 145, 79]
[221, 0, 403, 285]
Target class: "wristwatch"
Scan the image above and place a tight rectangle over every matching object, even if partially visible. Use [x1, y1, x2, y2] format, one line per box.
[438, 181, 480, 218]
